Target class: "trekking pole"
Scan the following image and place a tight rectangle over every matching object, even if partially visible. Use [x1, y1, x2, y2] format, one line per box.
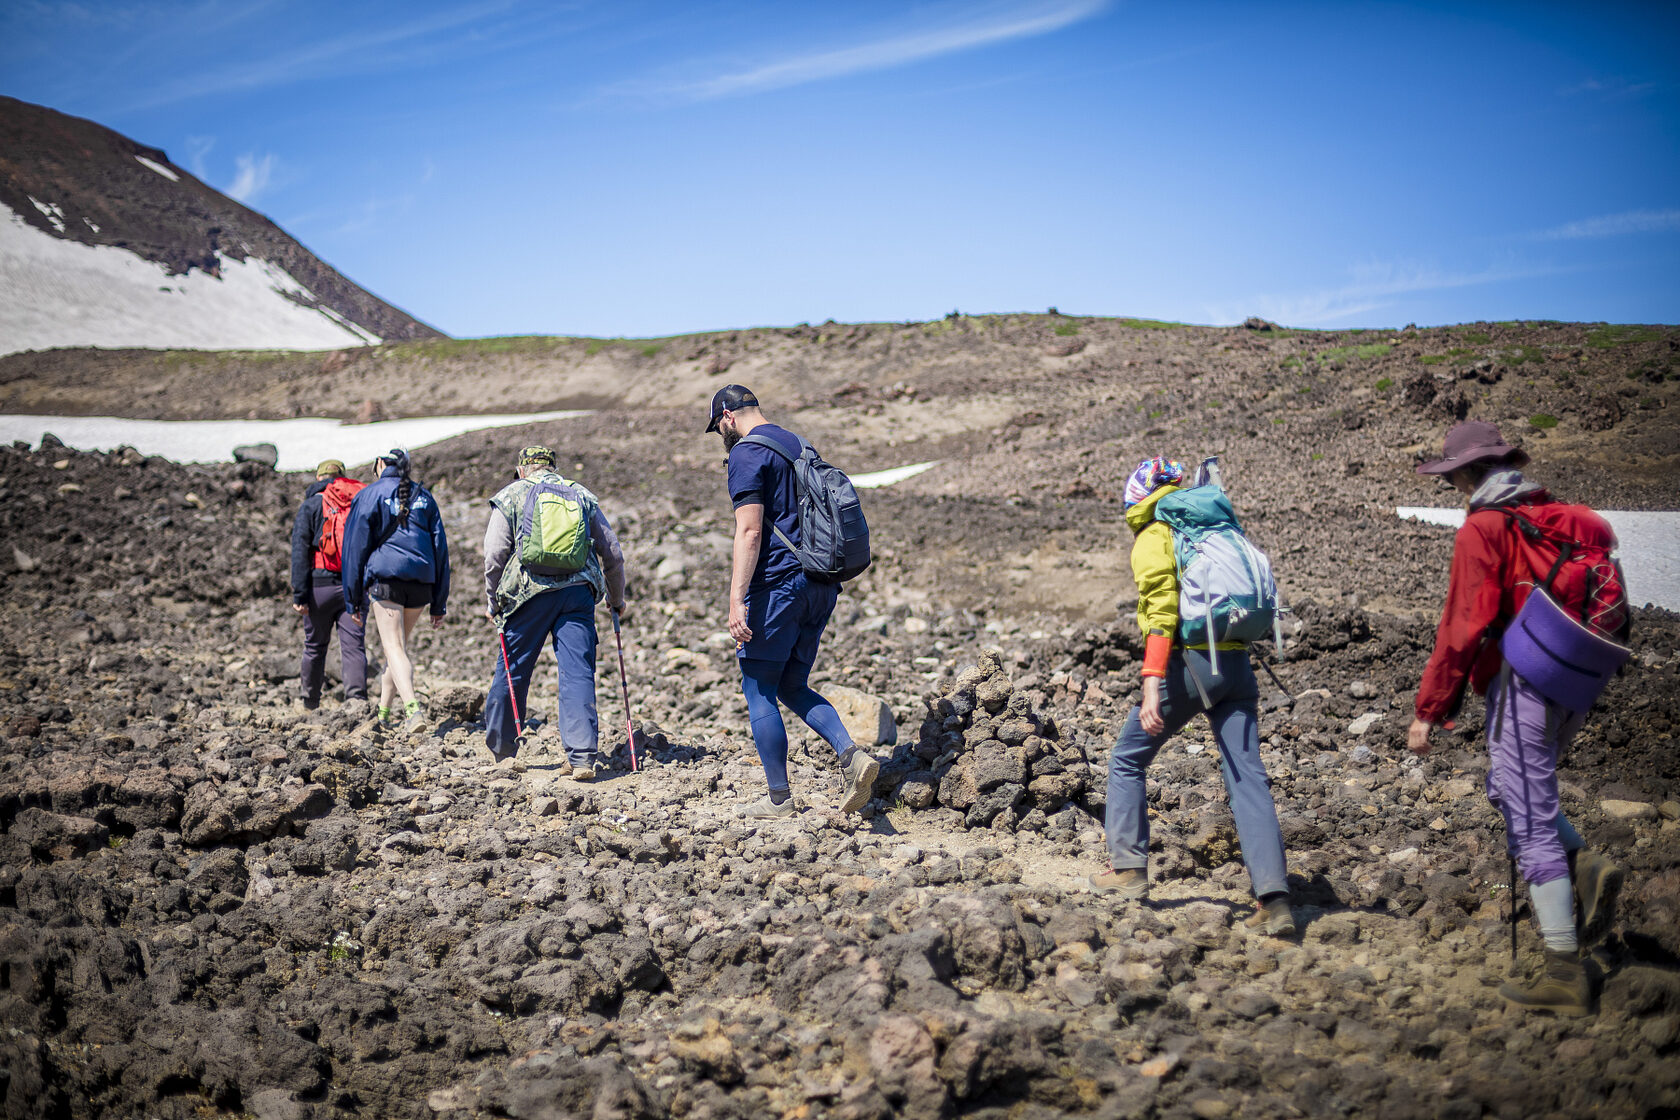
[496, 620, 527, 750]
[1509, 854, 1519, 966]
[612, 610, 638, 772]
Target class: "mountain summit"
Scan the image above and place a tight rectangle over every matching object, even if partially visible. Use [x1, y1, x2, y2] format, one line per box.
[0, 96, 443, 356]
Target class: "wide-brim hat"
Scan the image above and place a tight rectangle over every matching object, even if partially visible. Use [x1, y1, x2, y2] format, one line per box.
[1416, 420, 1529, 475]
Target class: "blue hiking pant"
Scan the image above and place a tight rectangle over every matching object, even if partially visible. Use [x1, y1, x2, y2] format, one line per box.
[737, 572, 853, 792]
[1485, 664, 1586, 887]
[485, 585, 598, 764]
[1105, 648, 1289, 899]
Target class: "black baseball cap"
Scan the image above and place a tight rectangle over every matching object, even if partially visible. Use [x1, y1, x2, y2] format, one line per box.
[705, 384, 759, 433]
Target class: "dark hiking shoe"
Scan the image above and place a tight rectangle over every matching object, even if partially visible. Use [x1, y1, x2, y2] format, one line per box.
[1246, 894, 1297, 937]
[1088, 869, 1149, 898]
[1499, 950, 1592, 1016]
[838, 750, 880, 814]
[301, 696, 320, 712]
[740, 793, 797, 820]
[1574, 850, 1624, 947]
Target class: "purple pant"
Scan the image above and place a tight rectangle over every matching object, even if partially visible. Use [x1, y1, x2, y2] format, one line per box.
[1485, 664, 1586, 887]
[301, 582, 367, 702]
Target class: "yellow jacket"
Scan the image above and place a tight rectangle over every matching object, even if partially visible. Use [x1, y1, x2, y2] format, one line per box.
[1126, 485, 1244, 675]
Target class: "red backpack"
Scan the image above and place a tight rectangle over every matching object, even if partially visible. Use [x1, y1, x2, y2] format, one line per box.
[313, 477, 365, 574]
[1494, 501, 1631, 642]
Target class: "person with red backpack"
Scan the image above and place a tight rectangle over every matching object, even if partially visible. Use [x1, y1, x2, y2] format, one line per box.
[289, 458, 368, 709]
[1409, 421, 1630, 1017]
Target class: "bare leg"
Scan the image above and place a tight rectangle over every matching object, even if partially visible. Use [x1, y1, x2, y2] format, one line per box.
[372, 601, 422, 708]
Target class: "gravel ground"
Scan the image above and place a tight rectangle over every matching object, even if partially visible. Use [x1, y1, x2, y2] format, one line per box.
[2, 315, 1678, 1119]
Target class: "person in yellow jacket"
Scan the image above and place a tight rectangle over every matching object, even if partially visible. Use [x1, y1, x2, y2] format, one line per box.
[1090, 457, 1295, 936]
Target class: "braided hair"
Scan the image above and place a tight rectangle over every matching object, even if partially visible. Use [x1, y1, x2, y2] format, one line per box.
[385, 448, 413, 525]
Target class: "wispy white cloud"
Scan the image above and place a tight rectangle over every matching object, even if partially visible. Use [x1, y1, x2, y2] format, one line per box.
[183, 135, 215, 181]
[226, 153, 276, 203]
[608, 0, 1110, 102]
[123, 0, 522, 111]
[1211, 260, 1561, 328]
[1558, 76, 1657, 99]
[1528, 208, 1680, 241]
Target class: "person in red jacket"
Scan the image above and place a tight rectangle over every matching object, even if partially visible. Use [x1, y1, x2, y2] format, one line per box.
[289, 459, 367, 709]
[1408, 421, 1624, 1016]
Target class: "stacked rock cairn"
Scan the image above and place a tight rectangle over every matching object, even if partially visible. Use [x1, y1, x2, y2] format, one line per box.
[889, 649, 1095, 832]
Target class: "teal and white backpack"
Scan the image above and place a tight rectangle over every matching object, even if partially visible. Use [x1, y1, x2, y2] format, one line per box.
[1152, 484, 1283, 678]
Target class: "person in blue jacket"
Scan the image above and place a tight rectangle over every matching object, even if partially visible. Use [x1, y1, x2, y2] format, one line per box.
[341, 448, 450, 730]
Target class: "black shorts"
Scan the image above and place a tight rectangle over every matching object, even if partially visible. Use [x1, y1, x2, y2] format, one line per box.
[368, 578, 433, 609]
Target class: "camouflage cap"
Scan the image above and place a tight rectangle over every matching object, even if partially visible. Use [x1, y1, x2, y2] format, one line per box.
[518, 445, 557, 468]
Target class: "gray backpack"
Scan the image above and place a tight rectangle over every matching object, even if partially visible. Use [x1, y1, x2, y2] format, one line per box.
[740, 432, 871, 584]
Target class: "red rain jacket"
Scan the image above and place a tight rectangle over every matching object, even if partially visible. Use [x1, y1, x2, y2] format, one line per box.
[1414, 494, 1618, 723]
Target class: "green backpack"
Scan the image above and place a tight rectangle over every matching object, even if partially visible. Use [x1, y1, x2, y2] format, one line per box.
[517, 480, 591, 577]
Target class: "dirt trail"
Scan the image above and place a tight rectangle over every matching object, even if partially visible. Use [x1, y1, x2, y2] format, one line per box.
[1, 315, 1678, 1119]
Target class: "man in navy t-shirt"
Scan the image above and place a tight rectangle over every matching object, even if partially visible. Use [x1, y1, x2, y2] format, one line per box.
[707, 384, 880, 819]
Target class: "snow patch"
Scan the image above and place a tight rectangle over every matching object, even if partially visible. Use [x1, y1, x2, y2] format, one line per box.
[852, 461, 939, 489]
[82, 217, 101, 233]
[1397, 507, 1680, 612]
[134, 155, 180, 182]
[0, 410, 593, 474]
[27, 196, 65, 233]
[0, 204, 382, 355]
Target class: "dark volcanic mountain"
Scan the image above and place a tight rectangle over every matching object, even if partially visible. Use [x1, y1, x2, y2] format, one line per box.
[0, 95, 442, 353]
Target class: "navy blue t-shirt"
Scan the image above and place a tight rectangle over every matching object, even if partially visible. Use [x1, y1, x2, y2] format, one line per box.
[727, 423, 804, 590]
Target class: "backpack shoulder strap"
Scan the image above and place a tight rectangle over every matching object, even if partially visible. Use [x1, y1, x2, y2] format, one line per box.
[1487, 504, 1573, 595]
[739, 431, 807, 463]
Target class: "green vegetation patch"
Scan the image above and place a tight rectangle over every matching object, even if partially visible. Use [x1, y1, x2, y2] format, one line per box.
[1375, 377, 1393, 392]
[1461, 332, 1492, 345]
[1053, 322, 1080, 337]
[395, 335, 566, 360]
[1317, 342, 1393, 363]
[1528, 413, 1559, 429]
[1587, 325, 1664, 349]
[1114, 317, 1181, 330]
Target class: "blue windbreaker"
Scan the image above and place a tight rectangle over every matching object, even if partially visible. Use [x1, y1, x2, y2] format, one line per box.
[340, 466, 450, 615]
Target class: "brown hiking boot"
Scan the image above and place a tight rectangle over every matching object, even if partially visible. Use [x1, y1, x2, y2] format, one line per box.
[1498, 950, 1592, 1016]
[1573, 849, 1624, 947]
[1088, 868, 1149, 898]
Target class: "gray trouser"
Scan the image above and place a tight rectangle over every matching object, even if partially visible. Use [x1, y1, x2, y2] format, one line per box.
[301, 582, 367, 701]
[1105, 648, 1289, 899]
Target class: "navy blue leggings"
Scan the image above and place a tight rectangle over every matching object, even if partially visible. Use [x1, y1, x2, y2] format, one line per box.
[739, 656, 854, 792]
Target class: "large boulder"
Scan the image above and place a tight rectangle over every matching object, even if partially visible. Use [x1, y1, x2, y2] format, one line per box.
[825, 685, 898, 747]
[231, 443, 279, 469]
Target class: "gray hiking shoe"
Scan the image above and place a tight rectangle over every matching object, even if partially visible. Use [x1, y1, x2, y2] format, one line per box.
[1574, 849, 1624, 947]
[1246, 894, 1297, 937]
[838, 749, 880, 814]
[1499, 950, 1592, 1016]
[740, 793, 797, 820]
[1088, 868, 1149, 898]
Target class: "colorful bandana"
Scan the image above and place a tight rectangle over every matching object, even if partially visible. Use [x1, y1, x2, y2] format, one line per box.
[1123, 456, 1184, 508]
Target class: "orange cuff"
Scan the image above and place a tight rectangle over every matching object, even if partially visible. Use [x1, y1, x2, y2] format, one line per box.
[1142, 633, 1173, 679]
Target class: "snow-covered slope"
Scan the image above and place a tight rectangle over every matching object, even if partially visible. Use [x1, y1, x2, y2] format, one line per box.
[0, 95, 442, 356]
[1, 206, 381, 354]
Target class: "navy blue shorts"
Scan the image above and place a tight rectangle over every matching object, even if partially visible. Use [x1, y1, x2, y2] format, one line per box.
[368, 578, 432, 609]
[738, 571, 837, 665]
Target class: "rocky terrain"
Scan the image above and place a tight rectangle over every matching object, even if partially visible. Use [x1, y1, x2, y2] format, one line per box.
[2, 315, 1679, 1119]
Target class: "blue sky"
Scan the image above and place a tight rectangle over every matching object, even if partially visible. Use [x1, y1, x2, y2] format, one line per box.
[3, 1, 1677, 337]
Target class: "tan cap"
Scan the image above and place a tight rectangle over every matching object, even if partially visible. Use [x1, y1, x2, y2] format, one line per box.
[315, 459, 345, 478]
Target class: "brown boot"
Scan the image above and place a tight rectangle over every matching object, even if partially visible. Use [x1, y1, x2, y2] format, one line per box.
[1498, 950, 1592, 1016]
[1573, 849, 1624, 947]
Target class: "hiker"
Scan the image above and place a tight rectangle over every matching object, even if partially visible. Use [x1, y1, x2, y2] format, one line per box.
[341, 448, 451, 731]
[481, 445, 626, 776]
[706, 384, 879, 818]
[1091, 456, 1296, 936]
[1409, 420, 1628, 1016]
[289, 459, 368, 709]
